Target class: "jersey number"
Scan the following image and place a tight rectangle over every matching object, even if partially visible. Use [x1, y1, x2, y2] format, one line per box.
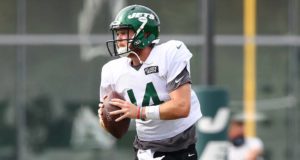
[127, 82, 163, 106]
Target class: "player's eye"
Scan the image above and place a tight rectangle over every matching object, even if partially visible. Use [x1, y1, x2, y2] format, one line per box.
[116, 30, 126, 37]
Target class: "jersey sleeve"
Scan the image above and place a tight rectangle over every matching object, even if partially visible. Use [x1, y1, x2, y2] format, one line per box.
[99, 63, 114, 102]
[164, 41, 192, 83]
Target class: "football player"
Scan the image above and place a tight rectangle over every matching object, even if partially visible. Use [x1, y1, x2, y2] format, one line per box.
[98, 4, 202, 160]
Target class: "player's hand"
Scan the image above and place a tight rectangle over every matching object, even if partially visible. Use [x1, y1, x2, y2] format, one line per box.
[98, 96, 107, 129]
[98, 102, 105, 128]
[109, 98, 138, 122]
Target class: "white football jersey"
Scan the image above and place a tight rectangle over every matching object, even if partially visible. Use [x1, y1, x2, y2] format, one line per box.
[100, 40, 202, 141]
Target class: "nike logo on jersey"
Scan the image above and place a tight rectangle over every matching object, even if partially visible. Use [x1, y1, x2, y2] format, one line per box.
[176, 44, 182, 49]
[154, 155, 165, 160]
[175, 76, 184, 83]
[144, 66, 159, 75]
[188, 153, 195, 157]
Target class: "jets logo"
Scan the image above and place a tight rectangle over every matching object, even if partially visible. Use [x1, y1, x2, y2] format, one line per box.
[128, 12, 155, 20]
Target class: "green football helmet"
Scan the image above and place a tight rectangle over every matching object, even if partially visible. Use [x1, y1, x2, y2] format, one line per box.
[106, 5, 160, 57]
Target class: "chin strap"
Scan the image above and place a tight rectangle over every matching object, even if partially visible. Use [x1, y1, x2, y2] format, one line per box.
[130, 51, 143, 64]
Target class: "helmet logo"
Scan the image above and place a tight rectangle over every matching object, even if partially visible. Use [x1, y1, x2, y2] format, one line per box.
[128, 12, 155, 20]
[138, 17, 147, 23]
[111, 20, 121, 26]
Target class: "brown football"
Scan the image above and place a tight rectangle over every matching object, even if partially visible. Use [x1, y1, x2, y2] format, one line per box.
[102, 91, 130, 139]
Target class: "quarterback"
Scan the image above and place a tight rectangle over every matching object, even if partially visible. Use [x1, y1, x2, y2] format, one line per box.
[98, 4, 202, 160]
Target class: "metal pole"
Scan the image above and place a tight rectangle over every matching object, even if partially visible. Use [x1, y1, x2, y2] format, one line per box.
[243, 0, 257, 137]
[201, 0, 215, 85]
[287, 0, 299, 159]
[16, 0, 27, 160]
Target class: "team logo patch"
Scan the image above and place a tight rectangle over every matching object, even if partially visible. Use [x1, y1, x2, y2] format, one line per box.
[144, 66, 159, 75]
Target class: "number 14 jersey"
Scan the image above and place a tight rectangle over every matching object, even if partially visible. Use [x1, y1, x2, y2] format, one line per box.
[100, 40, 202, 141]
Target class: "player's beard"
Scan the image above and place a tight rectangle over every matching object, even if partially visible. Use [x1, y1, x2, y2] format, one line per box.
[117, 46, 141, 58]
[117, 47, 132, 57]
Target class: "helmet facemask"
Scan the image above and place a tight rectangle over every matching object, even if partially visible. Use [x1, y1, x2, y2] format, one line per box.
[106, 25, 135, 57]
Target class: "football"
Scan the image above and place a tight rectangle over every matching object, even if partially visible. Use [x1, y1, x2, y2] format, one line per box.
[102, 91, 130, 139]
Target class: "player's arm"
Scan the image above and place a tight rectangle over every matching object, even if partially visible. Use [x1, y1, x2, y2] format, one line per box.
[154, 41, 192, 120]
[158, 83, 191, 119]
[144, 66, 192, 120]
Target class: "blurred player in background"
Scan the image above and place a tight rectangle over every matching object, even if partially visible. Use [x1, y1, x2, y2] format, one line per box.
[98, 4, 202, 160]
[227, 115, 264, 160]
